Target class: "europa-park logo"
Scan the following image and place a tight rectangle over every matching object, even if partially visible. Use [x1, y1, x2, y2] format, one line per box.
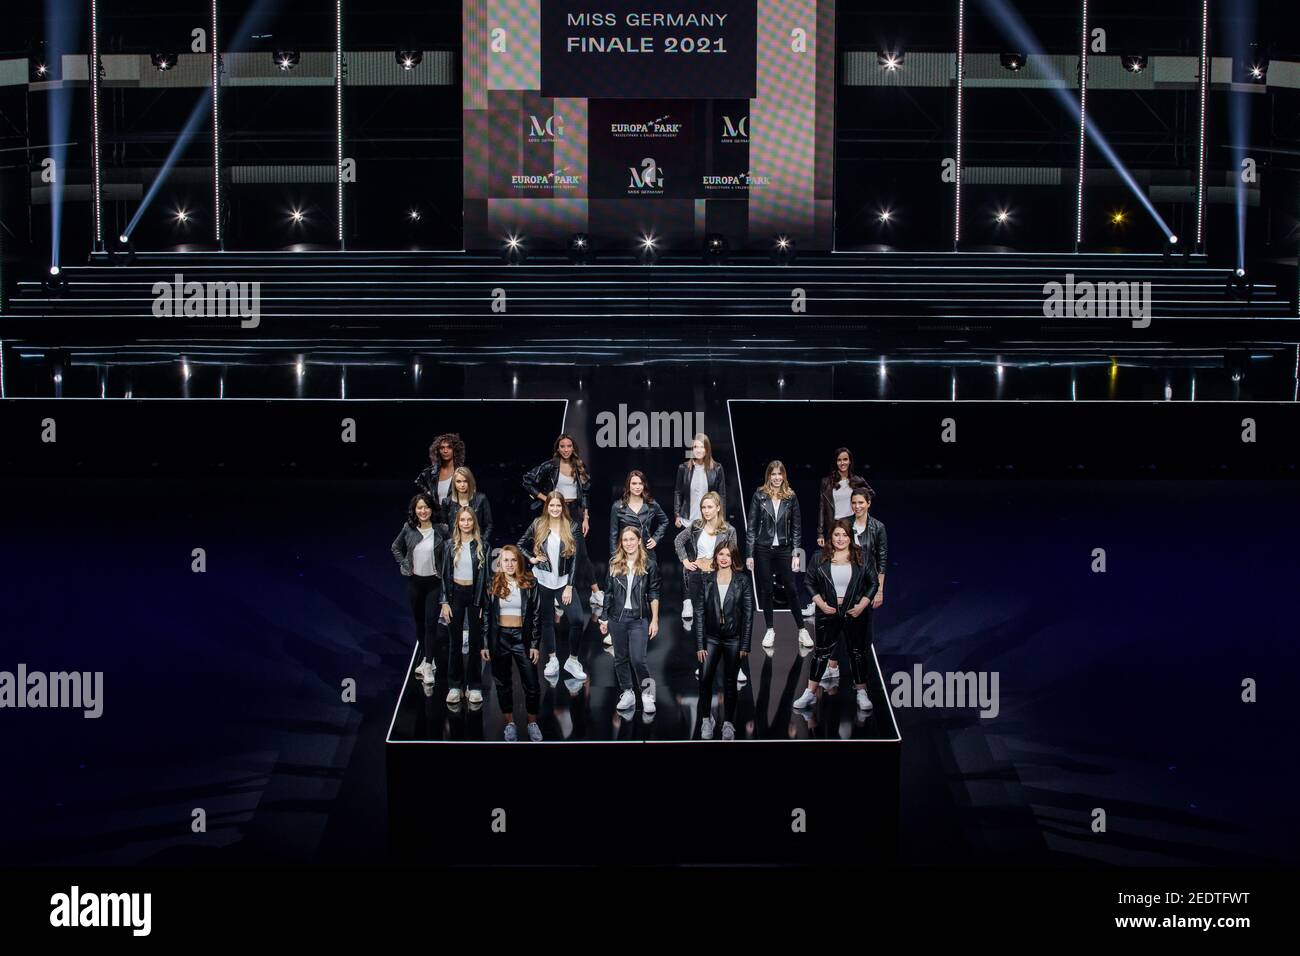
[610, 114, 683, 139]
[511, 166, 583, 190]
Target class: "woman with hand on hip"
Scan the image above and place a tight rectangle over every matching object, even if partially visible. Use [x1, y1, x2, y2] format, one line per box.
[518, 491, 589, 683]
[745, 460, 811, 651]
[486, 545, 544, 741]
[438, 506, 490, 706]
[794, 521, 877, 713]
[598, 526, 662, 716]
[674, 433, 727, 532]
[693, 542, 753, 740]
[674, 490, 735, 621]
[609, 470, 670, 563]
[391, 493, 448, 687]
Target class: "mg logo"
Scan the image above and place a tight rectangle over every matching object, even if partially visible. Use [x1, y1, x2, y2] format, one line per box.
[629, 157, 663, 190]
[527, 114, 564, 140]
[722, 115, 748, 140]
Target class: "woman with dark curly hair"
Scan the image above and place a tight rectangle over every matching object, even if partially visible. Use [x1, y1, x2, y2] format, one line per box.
[390, 493, 448, 686]
[415, 432, 466, 505]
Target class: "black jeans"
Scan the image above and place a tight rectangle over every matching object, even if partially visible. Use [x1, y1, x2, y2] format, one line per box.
[753, 545, 805, 630]
[814, 606, 867, 682]
[491, 626, 540, 715]
[682, 566, 708, 610]
[537, 581, 587, 660]
[406, 574, 443, 662]
[847, 605, 874, 686]
[608, 608, 651, 691]
[566, 502, 596, 592]
[698, 634, 741, 724]
[445, 582, 484, 689]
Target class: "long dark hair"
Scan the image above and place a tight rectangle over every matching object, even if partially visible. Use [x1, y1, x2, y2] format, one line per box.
[621, 469, 655, 504]
[429, 432, 466, 468]
[406, 493, 439, 529]
[553, 433, 588, 486]
[821, 519, 865, 565]
[827, 447, 856, 483]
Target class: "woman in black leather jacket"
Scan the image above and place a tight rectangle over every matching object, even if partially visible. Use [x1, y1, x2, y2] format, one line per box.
[793, 522, 878, 714]
[391, 493, 448, 686]
[485, 545, 544, 741]
[522, 433, 591, 536]
[816, 447, 870, 547]
[693, 543, 753, 741]
[438, 505, 491, 706]
[673, 491, 737, 620]
[745, 460, 811, 651]
[673, 433, 728, 529]
[608, 470, 670, 559]
[414, 432, 465, 507]
[440, 466, 494, 547]
[518, 492, 590, 684]
[598, 526, 662, 716]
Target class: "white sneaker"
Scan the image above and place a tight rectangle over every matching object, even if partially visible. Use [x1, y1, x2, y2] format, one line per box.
[527, 722, 543, 742]
[563, 656, 587, 681]
[856, 688, 873, 713]
[721, 721, 736, 740]
[641, 690, 657, 715]
[467, 688, 483, 704]
[682, 599, 694, 619]
[590, 589, 605, 608]
[700, 716, 715, 739]
[761, 628, 776, 648]
[414, 660, 432, 681]
[446, 688, 462, 705]
[819, 663, 840, 688]
[802, 602, 816, 618]
[737, 666, 748, 685]
[798, 628, 814, 648]
[793, 687, 817, 709]
[421, 661, 436, 685]
[543, 654, 560, 679]
[616, 689, 636, 710]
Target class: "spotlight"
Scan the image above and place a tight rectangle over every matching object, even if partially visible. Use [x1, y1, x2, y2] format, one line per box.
[110, 234, 136, 264]
[638, 233, 659, 263]
[174, 208, 191, 224]
[49, 265, 60, 277]
[1235, 267, 1246, 278]
[289, 208, 306, 225]
[878, 208, 894, 224]
[568, 232, 593, 263]
[396, 50, 423, 70]
[33, 61, 48, 79]
[273, 51, 301, 71]
[150, 52, 178, 72]
[999, 52, 1026, 72]
[1234, 44, 1269, 84]
[503, 233, 525, 263]
[994, 208, 1012, 224]
[1249, 63, 1266, 81]
[1168, 234, 1179, 245]
[1122, 54, 1148, 74]
[772, 235, 795, 264]
[877, 51, 904, 72]
[43, 267, 67, 296]
[702, 232, 728, 263]
[408, 209, 421, 222]
[1109, 209, 1127, 226]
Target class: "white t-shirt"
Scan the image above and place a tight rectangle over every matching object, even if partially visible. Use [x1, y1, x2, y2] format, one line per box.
[830, 563, 852, 599]
[853, 517, 867, 541]
[453, 542, 473, 581]
[437, 475, 453, 501]
[556, 470, 578, 501]
[535, 529, 569, 589]
[688, 464, 708, 521]
[412, 527, 438, 577]
[771, 497, 783, 546]
[697, 529, 718, 561]
[624, 570, 636, 609]
[717, 579, 730, 605]
[833, 479, 853, 519]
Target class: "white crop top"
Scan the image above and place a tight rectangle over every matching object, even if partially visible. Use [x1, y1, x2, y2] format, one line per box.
[499, 581, 522, 616]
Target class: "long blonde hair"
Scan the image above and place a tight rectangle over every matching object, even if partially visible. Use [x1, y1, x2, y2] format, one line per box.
[609, 526, 648, 576]
[689, 432, 716, 471]
[534, 491, 577, 558]
[760, 460, 794, 500]
[697, 491, 730, 533]
[451, 506, 485, 566]
[448, 466, 477, 506]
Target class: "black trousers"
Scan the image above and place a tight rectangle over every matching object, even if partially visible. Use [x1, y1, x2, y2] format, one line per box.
[566, 502, 597, 593]
[753, 545, 805, 630]
[813, 607, 868, 682]
[847, 605, 874, 686]
[492, 626, 540, 715]
[445, 582, 484, 689]
[697, 634, 742, 723]
[537, 581, 587, 659]
[682, 567, 708, 609]
[406, 574, 443, 662]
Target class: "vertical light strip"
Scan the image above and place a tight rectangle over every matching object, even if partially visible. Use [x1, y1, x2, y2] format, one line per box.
[336, 0, 345, 248]
[953, 0, 965, 249]
[1075, 0, 1088, 250]
[212, 1, 222, 248]
[1195, 0, 1209, 250]
[89, 0, 103, 247]
[0, 341, 6, 399]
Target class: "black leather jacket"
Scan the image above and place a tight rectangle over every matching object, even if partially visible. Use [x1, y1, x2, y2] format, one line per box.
[817, 474, 870, 539]
[808, 554, 877, 612]
[413, 466, 456, 515]
[517, 518, 587, 582]
[609, 499, 670, 553]
[673, 520, 739, 563]
[522, 458, 590, 513]
[850, 515, 888, 581]
[598, 561, 662, 622]
[673, 461, 728, 523]
[485, 580, 542, 650]
[390, 523, 448, 577]
[745, 490, 801, 553]
[693, 571, 755, 652]
[439, 538, 492, 606]
[440, 491, 494, 546]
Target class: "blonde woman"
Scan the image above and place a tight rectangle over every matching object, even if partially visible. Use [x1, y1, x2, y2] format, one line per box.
[673, 490, 736, 621]
[438, 507, 491, 706]
[440, 466, 494, 546]
[673, 433, 728, 528]
[518, 491, 589, 682]
[486, 545, 543, 741]
[745, 460, 811, 650]
[599, 526, 662, 715]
